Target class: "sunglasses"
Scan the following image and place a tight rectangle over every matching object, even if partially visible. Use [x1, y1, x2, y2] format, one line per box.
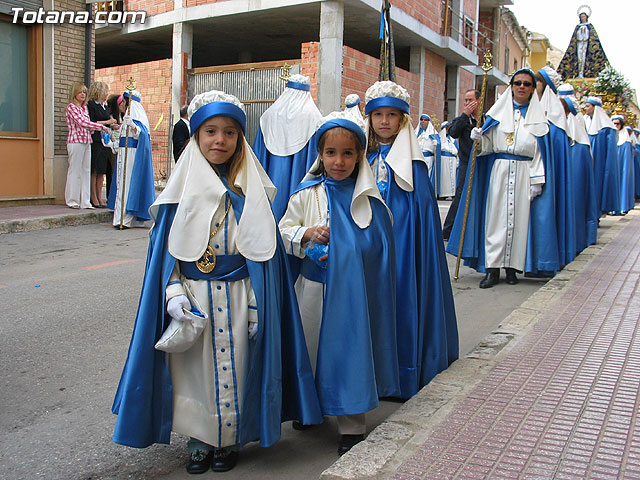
[513, 81, 533, 87]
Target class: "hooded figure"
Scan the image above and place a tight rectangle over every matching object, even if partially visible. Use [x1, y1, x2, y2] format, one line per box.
[107, 89, 155, 228]
[557, 85, 598, 252]
[111, 90, 322, 473]
[279, 111, 399, 455]
[446, 68, 553, 287]
[611, 115, 635, 214]
[252, 74, 323, 220]
[438, 120, 458, 198]
[365, 80, 458, 399]
[583, 96, 620, 214]
[343, 93, 365, 124]
[415, 113, 443, 195]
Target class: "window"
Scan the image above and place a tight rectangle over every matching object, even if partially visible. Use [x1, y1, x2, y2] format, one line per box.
[463, 18, 474, 51]
[504, 47, 510, 74]
[0, 17, 34, 135]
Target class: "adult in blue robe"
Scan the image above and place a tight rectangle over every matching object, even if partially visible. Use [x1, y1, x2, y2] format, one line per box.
[584, 97, 619, 214]
[611, 118, 635, 214]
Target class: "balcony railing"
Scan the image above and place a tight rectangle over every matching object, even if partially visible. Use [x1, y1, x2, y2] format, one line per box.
[441, 0, 495, 56]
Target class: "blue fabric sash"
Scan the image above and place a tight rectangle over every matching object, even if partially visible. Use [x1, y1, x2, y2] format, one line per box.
[286, 81, 310, 91]
[422, 151, 434, 157]
[495, 153, 532, 161]
[441, 152, 456, 157]
[119, 137, 139, 148]
[179, 255, 248, 282]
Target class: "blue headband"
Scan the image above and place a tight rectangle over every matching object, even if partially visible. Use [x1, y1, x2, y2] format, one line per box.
[286, 80, 311, 91]
[557, 87, 573, 96]
[365, 96, 410, 115]
[586, 98, 602, 106]
[537, 69, 556, 93]
[563, 97, 577, 116]
[511, 68, 536, 86]
[420, 114, 430, 120]
[311, 118, 367, 154]
[190, 101, 247, 136]
[346, 98, 360, 108]
[441, 121, 450, 129]
[123, 91, 141, 103]
[612, 115, 624, 122]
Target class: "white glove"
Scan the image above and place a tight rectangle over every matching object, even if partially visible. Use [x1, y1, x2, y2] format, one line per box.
[530, 184, 543, 199]
[167, 295, 191, 322]
[431, 138, 439, 148]
[122, 115, 135, 128]
[248, 321, 258, 339]
[470, 127, 483, 141]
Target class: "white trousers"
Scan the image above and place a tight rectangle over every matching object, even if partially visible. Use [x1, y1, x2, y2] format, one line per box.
[65, 143, 92, 208]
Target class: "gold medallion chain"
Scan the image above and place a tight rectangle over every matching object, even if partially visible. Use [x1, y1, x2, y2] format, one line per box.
[195, 202, 232, 273]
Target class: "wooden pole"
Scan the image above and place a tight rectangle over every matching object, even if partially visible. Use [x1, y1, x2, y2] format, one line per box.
[454, 51, 492, 281]
[119, 77, 136, 230]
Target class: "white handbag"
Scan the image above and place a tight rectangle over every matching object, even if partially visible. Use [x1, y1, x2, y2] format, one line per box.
[155, 297, 208, 353]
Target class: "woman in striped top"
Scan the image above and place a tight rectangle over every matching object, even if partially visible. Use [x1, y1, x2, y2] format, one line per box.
[64, 81, 114, 209]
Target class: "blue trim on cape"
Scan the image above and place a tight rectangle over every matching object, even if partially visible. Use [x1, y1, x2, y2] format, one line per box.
[111, 201, 322, 448]
[615, 141, 635, 213]
[378, 160, 458, 398]
[286, 81, 310, 91]
[252, 127, 318, 220]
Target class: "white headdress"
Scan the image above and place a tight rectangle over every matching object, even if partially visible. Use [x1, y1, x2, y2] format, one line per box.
[259, 74, 323, 156]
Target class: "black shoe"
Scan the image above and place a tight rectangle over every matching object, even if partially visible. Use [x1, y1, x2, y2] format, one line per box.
[479, 268, 499, 289]
[337, 434, 364, 456]
[186, 450, 213, 474]
[292, 420, 314, 431]
[211, 449, 238, 472]
[505, 268, 519, 285]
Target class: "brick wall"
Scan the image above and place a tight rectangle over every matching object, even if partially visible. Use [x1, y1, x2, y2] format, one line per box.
[124, 0, 173, 15]
[300, 42, 319, 102]
[341, 45, 424, 125]
[54, 0, 93, 156]
[95, 59, 172, 179]
[392, 0, 441, 33]
[184, 0, 232, 7]
[463, 0, 477, 21]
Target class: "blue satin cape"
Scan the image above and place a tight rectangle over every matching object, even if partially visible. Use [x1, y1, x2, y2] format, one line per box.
[292, 176, 400, 414]
[111, 200, 322, 448]
[107, 121, 155, 220]
[570, 142, 598, 251]
[252, 127, 318, 220]
[616, 141, 635, 214]
[427, 134, 443, 196]
[589, 128, 620, 214]
[369, 150, 459, 399]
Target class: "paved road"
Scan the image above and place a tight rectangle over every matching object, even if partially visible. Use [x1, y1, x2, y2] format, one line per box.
[0, 203, 545, 479]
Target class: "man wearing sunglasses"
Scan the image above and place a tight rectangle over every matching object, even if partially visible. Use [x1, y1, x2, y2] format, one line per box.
[446, 68, 550, 289]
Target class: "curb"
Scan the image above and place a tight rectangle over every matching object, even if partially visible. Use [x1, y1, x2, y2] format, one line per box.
[0, 210, 114, 234]
[320, 211, 635, 479]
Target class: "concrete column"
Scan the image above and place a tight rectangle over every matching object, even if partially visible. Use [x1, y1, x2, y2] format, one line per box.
[171, 22, 192, 126]
[42, 0, 56, 198]
[318, 1, 343, 115]
[409, 46, 425, 115]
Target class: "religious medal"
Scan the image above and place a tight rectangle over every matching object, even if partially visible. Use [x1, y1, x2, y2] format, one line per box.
[505, 132, 515, 146]
[196, 246, 217, 273]
[195, 202, 231, 273]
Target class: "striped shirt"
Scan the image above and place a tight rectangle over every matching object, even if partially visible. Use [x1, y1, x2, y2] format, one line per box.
[65, 102, 104, 144]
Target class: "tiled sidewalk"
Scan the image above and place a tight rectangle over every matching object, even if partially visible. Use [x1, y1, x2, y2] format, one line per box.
[394, 215, 640, 479]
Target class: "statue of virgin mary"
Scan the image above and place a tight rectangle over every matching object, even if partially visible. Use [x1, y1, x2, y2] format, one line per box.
[557, 5, 609, 79]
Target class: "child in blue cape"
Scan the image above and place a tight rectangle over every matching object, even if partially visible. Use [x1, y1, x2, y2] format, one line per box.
[364, 81, 459, 400]
[111, 90, 321, 474]
[279, 112, 399, 455]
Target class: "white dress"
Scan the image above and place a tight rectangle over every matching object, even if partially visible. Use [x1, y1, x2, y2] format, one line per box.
[279, 183, 328, 371]
[439, 132, 458, 198]
[165, 197, 257, 448]
[479, 108, 545, 270]
[112, 122, 146, 228]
